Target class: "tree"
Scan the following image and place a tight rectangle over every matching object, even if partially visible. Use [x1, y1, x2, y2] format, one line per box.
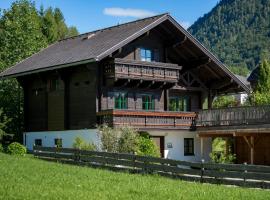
[0, 0, 47, 140]
[251, 60, 270, 105]
[212, 95, 237, 108]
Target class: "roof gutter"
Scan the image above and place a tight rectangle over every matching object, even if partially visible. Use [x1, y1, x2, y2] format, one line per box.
[0, 58, 96, 80]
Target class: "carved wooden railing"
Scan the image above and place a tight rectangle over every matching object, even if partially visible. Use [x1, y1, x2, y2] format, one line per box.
[196, 105, 270, 127]
[97, 109, 196, 129]
[104, 58, 182, 83]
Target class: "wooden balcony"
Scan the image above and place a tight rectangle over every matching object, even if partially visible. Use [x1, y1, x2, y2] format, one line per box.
[196, 105, 270, 130]
[97, 109, 196, 130]
[104, 58, 182, 83]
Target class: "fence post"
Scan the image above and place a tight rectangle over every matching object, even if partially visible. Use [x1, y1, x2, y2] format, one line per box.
[243, 162, 247, 186]
[200, 159, 205, 183]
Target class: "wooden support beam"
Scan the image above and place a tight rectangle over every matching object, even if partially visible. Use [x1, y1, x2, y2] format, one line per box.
[251, 136, 254, 165]
[188, 57, 211, 69]
[200, 137, 204, 160]
[172, 36, 187, 48]
[211, 79, 233, 90]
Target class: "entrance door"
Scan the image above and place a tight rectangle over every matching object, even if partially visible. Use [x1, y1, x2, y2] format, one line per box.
[150, 136, 165, 157]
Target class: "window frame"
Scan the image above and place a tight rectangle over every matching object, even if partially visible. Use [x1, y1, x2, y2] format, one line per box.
[114, 92, 128, 109]
[169, 96, 191, 112]
[140, 48, 154, 62]
[54, 138, 63, 148]
[184, 138, 194, 156]
[34, 139, 42, 147]
[142, 94, 155, 110]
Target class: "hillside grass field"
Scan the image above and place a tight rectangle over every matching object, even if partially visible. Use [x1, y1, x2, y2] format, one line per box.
[1, 153, 270, 200]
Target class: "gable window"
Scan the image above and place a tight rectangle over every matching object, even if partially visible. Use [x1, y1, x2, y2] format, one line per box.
[184, 138, 194, 156]
[142, 95, 155, 110]
[140, 48, 153, 62]
[114, 92, 128, 109]
[54, 138, 63, 148]
[169, 96, 190, 112]
[34, 139, 42, 146]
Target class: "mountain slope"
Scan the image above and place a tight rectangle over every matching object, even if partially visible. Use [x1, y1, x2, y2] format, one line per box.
[188, 0, 270, 73]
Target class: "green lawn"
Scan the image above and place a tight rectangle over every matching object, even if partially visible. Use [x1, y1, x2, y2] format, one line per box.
[1, 153, 270, 200]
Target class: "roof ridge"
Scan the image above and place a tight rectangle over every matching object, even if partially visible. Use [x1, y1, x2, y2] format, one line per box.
[59, 12, 169, 42]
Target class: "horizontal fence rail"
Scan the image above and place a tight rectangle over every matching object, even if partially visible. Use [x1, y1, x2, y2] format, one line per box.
[33, 146, 270, 189]
[96, 109, 196, 129]
[197, 105, 270, 127]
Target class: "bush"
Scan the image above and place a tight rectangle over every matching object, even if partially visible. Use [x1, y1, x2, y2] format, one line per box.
[118, 126, 139, 154]
[137, 134, 159, 157]
[0, 144, 4, 152]
[7, 142, 26, 156]
[98, 125, 120, 153]
[72, 137, 96, 151]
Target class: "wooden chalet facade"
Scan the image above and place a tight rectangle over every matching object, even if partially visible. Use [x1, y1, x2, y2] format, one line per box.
[2, 13, 269, 164]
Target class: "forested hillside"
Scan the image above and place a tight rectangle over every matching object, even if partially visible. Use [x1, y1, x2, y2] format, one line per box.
[189, 0, 270, 75]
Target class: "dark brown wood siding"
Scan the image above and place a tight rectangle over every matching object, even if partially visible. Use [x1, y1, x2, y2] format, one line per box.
[26, 77, 47, 131]
[68, 65, 97, 129]
[117, 33, 165, 62]
[101, 89, 164, 111]
[47, 78, 65, 131]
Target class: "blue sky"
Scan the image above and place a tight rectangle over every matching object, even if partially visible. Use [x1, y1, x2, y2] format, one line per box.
[0, 0, 220, 33]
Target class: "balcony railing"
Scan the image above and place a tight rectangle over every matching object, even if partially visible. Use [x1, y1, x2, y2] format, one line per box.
[97, 109, 196, 129]
[104, 58, 182, 83]
[196, 105, 270, 128]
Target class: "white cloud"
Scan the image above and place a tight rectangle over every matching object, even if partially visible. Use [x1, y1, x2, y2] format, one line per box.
[180, 21, 191, 29]
[103, 7, 156, 18]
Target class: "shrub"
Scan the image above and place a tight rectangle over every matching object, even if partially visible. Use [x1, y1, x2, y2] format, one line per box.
[118, 126, 139, 154]
[7, 142, 26, 156]
[98, 125, 120, 153]
[72, 137, 96, 151]
[137, 134, 159, 157]
[0, 144, 4, 152]
[210, 151, 236, 164]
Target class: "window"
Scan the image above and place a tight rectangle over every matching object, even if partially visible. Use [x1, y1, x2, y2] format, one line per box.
[35, 139, 42, 146]
[48, 78, 60, 91]
[142, 95, 155, 110]
[184, 138, 194, 156]
[54, 138, 63, 148]
[114, 92, 128, 109]
[169, 96, 190, 111]
[140, 48, 153, 62]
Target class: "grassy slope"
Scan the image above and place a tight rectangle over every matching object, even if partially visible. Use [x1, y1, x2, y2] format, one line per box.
[0, 153, 270, 200]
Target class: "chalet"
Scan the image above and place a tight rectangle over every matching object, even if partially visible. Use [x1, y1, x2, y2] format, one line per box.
[2, 13, 269, 164]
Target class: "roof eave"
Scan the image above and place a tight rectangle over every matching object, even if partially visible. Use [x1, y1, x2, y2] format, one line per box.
[0, 58, 96, 80]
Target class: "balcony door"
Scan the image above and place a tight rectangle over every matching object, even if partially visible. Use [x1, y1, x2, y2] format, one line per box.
[150, 136, 164, 158]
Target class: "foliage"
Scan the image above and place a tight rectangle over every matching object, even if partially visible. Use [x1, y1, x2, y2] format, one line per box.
[210, 138, 236, 164]
[189, 0, 270, 71]
[0, 144, 3, 152]
[98, 125, 120, 153]
[229, 66, 250, 77]
[118, 126, 139, 154]
[1, 153, 270, 199]
[0, 108, 11, 140]
[99, 126, 159, 156]
[72, 137, 96, 151]
[251, 60, 270, 105]
[212, 95, 237, 108]
[137, 133, 159, 157]
[6, 142, 26, 156]
[0, 0, 79, 141]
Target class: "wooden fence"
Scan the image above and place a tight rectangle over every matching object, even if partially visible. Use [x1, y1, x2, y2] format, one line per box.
[33, 146, 270, 189]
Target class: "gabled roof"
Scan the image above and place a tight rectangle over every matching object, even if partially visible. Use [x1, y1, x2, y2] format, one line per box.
[248, 67, 259, 82]
[0, 13, 168, 78]
[0, 13, 250, 93]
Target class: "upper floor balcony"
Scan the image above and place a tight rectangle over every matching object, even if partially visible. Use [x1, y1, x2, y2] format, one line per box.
[97, 109, 196, 130]
[196, 105, 270, 130]
[104, 58, 182, 85]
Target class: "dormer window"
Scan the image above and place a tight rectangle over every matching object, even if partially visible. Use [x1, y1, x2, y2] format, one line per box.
[140, 48, 153, 62]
